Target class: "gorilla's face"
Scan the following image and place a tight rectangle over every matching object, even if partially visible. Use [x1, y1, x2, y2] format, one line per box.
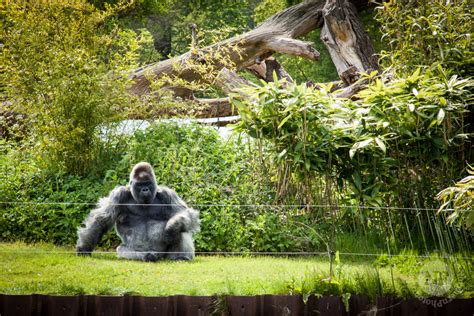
[131, 179, 156, 204]
[129, 162, 158, 204]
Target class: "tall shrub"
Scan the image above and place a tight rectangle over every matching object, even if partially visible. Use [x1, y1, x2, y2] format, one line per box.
[375, 0, 473, 76]
[233, 67, 473, 208]
[2, 1, 142, 175]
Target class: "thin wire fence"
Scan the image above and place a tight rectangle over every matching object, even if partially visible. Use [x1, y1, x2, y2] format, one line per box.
[1, 201, 471, 261]
[0, 200, 467, 212]
[0, 250, 472, 259]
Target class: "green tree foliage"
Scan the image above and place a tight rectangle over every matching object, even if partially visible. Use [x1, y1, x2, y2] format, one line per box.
[253, 0, 286, 24]
[376, 0, 473, 76]
[2, 1, 144, 175]
[375, 0, 474, 229]
[101, 0, 174, 60]
[233, 66, 473, 209]
[170, 0, 257, 55]
[87, 0, 171, 14]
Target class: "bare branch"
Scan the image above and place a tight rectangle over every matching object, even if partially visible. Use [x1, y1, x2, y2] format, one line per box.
[265, 37, 320, 61]
[247, 57, 294, 84]
[214, 68, 255, 95]
[130, 0, 327, 96]
[128, 0, 378, 118]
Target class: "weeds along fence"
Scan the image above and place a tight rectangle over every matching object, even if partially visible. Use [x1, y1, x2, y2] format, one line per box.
[1, 201, 472, 256]
[1, 201, 473, 298]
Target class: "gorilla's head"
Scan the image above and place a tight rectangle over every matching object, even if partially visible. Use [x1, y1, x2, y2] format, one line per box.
[129, 162, 157, 204]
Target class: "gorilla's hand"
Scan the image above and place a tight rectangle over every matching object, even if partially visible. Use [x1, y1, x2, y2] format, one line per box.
[143, 252, 163, 262]
[163, 213, 187, 245]
[163, 229, 181, 245]
[76, 246, 92, 256]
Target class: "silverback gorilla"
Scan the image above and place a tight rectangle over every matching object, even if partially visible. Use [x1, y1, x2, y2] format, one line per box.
[76, 162, 200, 261]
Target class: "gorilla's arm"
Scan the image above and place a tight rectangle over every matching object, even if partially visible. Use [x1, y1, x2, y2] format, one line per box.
[76, 186, 128, 255]
[159, 187, 200, 244]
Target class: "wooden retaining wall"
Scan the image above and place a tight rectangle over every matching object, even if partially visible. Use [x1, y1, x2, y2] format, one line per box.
[1, 294, 472, 316]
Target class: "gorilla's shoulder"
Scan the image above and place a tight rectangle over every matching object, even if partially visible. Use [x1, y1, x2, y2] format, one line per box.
[155, 186, 183, 205]
[108, 185, 132, 203]
[156, 185, 177, 196]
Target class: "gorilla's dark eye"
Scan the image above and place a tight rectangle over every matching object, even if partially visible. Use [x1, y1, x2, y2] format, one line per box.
[136, 181, 151, 187]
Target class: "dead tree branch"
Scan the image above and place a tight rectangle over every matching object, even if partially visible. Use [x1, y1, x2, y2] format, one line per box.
[130, 0, 377, 117]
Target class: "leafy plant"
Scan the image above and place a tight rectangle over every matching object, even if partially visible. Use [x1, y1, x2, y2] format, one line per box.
[233, 79, 351, 205]
[355, 66, 473, 207]
[1, 122, 278, 251]
[437, 166, 474, 229]
[375, 0, 473, 76]
[232, 66, 472, 252]
[2, 1, 143, 175]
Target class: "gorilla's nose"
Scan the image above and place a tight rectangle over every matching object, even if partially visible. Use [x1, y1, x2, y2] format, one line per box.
[142, 188, 150, 193]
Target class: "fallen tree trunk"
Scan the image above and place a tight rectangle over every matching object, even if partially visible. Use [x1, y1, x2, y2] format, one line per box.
[130, 0, 377, 117]
[321, 0, 379, 85]
[130, 0, 324, 96]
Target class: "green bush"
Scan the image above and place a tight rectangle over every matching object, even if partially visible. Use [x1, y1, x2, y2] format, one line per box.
[115, 121, 323, 251]
[2, 1, 143, 175]
[437, 166, 474, 230]
[232, 66, 473, 252]
[0, 122, 324, 251]
[376, 0, 473, 76]
[234, 66, 472, 207]
[2, 118, 469, 252]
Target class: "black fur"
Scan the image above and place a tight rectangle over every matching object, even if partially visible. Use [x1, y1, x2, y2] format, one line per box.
[76, 162, 200, 261]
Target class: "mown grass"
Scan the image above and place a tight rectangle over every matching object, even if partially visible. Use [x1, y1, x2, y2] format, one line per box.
[0, 243, 472, 298]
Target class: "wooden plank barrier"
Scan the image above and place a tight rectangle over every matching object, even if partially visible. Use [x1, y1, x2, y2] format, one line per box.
[1, 294, 472, 315]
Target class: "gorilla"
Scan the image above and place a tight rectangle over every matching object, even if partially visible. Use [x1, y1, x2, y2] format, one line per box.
[76, 162, 200, 261]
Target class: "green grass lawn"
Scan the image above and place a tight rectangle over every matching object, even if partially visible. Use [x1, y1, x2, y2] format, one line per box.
[0, 243, 472, 298]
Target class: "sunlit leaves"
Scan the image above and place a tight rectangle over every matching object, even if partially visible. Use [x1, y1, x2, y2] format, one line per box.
[436, 109, 445, 126]
[437, 166, 474, 229]
[233, 66, 472, 206]
[349, 138, 374, 159]
[376, 0, 472, 76]
[2, 1, 143, 175]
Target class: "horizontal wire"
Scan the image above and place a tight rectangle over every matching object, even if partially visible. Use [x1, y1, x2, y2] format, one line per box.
[0, 201, 462, 212]
[0, 250, 472, 259]
[0, 251, 326, 255]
